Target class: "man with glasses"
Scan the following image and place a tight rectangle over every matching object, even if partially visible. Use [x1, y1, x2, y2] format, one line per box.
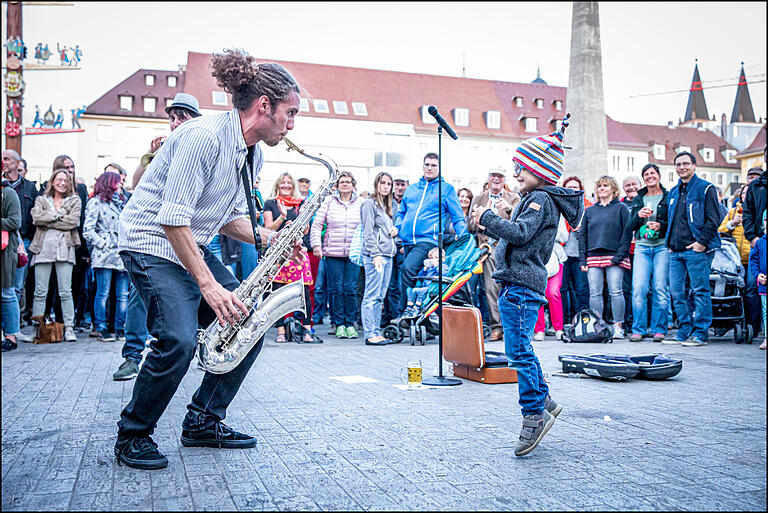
[395, 153, 467, 314]
[467, 169, 520, 340]
[664, 151, 721, 347]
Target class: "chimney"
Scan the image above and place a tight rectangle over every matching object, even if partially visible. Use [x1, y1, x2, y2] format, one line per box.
[667, 121, 675, 129]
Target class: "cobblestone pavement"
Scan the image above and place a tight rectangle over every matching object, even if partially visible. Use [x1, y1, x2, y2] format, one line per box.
[2, 323, 766, 511]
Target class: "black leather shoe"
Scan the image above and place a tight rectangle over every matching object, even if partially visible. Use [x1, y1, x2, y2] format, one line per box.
[180, 421, 257, 449]
[114, 436, 168, 470]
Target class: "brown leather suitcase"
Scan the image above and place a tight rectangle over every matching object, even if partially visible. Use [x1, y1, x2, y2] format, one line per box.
[442, 305, 517, 384]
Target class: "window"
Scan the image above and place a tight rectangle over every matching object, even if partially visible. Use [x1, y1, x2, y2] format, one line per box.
[485, 110, 501, 129]
[96, 155, 113, 172]
[554, 119, 563, 131]
[627, 157, 635, 172]
[653, 144, 665, 160]
[145, 74, 155, 86]
[96, 125, 113, 142]
[514, 97, 523, 107]
[554, 100, 562, 111]
[299, 98, 310, 112]
[374, 132, 409, 169]
[524, 117, 537, 132]
[165, 98, 174, 108]
[724, 149, 736, 163]
[731, 174, 740, 183]
[700, 172, 709, 181]
[211, 91, 228, 106]
[119, 95, 133, 111]
[143, 97, 156, 113]
[312, 99, 329, 113]
[420, 105, 436, 124]
[535, 98, 544, 109]
[167, 76, 177, 87]
[612, 155, 620, 172]
[675, 145, 691, 155]
[452, 108, 469, 127]
[669, 171, 675, 182]
[716, 173, 724, 185]
[126, 126, 141, 143]
[700, 147, 715, 163]
[351, 102, 368, 116]
[332, 101, 348, 115]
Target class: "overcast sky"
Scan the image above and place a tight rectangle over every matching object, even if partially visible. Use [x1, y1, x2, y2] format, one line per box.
[6, 1, 767, 128]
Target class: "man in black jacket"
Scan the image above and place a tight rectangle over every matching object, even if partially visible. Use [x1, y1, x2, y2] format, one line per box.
[2, 149, 38, 324]
[744, 168, 767, 247]
[626, 164, 670, 342]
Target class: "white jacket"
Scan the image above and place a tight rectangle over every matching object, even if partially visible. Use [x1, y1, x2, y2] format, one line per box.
[545, 216, 569, 278]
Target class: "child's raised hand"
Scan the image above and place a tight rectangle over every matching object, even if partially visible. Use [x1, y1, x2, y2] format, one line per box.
[471, 204, 490, 227]
[758, 273, 767, 286]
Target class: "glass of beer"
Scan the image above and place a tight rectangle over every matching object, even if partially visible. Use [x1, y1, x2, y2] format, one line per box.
[400, 359, 423, 385]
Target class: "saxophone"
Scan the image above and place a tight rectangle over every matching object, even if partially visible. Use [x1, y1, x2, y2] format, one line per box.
[197, 137, 339, 374]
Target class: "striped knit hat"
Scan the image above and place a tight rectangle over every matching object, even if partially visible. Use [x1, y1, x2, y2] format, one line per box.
[513, 113, 571, 185]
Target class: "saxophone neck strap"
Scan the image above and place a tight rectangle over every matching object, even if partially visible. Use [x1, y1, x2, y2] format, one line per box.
[240, 146, 262, 250]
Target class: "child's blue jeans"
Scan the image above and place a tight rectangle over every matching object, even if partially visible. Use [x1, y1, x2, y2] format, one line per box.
[498, 282, 549, 415]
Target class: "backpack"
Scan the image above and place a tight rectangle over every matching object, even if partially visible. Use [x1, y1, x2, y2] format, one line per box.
[563, 309, 613, 343]
[349, 224, 364, 266]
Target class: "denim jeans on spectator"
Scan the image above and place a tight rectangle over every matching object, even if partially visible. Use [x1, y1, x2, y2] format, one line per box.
[239, 241, 259, 282]
[587, 265, 625, 323]
[93, 268, 130, 333]
[2, 287, 20, 335]
[118, 248, 264, 438]
[312, 258, 328, 324]
[669, 249, 714, 342]
[498, 283, 548, 415]
[399, 242, 436, 312]
[631, 245, 669, 336]
[561, 256, 589, 323]
[13, 238, 31, 306]
[123, 284, 151, 364]
[744, 258, 762, 333]
[324, 256, 359, 327]
[382, 249, 403, 323]
[622, 254, 634, 328]
[361, 255, 392, 340]
[33, 261, 75, 327]
[207, 235, 238, 277]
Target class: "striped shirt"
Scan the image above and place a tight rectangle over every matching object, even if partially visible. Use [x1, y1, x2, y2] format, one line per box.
[118, 109, 263, 266]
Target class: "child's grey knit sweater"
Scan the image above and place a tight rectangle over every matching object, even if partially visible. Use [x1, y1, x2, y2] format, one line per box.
[479, 186, 584, 295]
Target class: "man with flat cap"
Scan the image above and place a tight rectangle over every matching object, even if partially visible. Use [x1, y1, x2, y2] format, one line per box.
[113, 92, 202, 382]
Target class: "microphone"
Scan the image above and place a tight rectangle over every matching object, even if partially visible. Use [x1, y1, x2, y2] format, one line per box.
[427, 106, 458, 140]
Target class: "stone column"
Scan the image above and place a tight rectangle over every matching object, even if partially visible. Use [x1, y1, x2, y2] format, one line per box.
[564, 1, 608, 192]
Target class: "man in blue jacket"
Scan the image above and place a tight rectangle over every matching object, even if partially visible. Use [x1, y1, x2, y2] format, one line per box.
[395, 153, 467, 312]
[664, 151, 721, 347]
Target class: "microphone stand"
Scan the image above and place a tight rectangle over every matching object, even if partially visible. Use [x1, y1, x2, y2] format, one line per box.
[422, 125, 461, 387]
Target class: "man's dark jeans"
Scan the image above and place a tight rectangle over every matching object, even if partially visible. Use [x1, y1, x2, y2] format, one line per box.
[399, 242, 436, 312]
[117, 249, 263, 438]
[561, 256, 589, 322]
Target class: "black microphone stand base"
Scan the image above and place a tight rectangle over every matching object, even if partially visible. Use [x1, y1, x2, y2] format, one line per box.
[422, 376, 462, 386]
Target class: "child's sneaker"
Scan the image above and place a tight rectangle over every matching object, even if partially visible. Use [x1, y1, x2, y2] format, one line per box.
[533, 332, 545, 341]
[335, 326, 346, 339]
[544, 395, 562, 417]
[345, 326, 359, 339]
[514, 410, 555, 457]
[612, 326, 625, 339]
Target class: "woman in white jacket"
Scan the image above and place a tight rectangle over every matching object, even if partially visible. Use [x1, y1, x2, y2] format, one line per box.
[534, 216, 569, 341]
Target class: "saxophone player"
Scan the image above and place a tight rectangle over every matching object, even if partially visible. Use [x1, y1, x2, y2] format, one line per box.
[115, 49, 303, 470]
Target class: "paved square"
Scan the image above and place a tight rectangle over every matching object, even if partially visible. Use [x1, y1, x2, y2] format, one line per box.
[2, 326, 766, 511]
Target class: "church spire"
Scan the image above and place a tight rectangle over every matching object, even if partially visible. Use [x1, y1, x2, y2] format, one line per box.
[731, 62, 756, 123]
[683, 59, 709, 124]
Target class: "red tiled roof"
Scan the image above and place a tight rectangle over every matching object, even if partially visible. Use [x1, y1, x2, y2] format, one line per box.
[85, 69, 185, 119]
[620, 122, 739, 168]
[735, 123, 766, 157]
[184, 51, 568, 140]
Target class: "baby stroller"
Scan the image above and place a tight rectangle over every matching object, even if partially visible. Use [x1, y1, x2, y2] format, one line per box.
[710, 234, 754, 344]
[383, 234, 491, 345]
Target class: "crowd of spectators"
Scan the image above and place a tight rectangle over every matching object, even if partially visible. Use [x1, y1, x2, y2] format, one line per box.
[3, 139, 767, 360]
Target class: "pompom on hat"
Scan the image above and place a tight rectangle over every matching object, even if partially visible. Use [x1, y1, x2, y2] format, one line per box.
[513, 113, 571, 185]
